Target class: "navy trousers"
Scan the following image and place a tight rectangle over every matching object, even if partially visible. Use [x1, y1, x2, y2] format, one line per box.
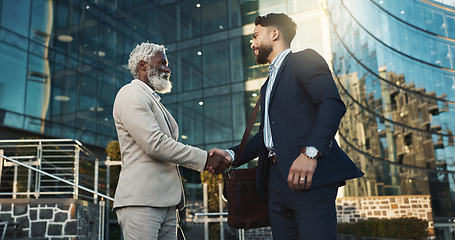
[268, 162, 339, 240]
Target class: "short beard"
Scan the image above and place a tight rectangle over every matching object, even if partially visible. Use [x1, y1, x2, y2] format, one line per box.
[147, 67, 172, 94]
[256, 44, 273, 64]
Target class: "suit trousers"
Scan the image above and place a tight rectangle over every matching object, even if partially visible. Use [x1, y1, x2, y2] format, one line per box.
[116, 206, 177, 240]
[268, 162, 339, 240]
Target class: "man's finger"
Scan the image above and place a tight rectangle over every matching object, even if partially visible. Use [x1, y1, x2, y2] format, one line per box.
[305, 174, 313, 189]
[287, 172, 295, 189]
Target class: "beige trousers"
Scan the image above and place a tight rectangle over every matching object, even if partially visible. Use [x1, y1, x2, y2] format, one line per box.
[116, 206, 177, 240]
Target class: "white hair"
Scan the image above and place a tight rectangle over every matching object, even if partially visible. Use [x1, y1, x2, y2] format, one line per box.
[128, 42, 166, 79]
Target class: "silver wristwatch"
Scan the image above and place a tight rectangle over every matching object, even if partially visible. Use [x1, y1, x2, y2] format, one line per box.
[302, 146, 319, 159]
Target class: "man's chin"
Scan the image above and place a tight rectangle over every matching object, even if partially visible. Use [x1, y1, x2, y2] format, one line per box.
[256, 58, 268, 65]
[155, 81, 172, 94]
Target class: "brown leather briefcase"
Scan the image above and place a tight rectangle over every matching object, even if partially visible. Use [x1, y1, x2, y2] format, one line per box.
[224, 166, 270, 229]
[223, 96, 270, 230]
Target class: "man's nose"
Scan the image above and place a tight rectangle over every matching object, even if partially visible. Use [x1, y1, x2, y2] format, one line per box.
[164, 65, 171, 73]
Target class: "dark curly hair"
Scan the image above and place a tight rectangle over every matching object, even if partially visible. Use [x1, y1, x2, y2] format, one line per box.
[255, 13, 297, 46]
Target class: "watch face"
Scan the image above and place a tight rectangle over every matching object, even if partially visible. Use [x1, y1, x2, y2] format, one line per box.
[306, 146, 318, 158]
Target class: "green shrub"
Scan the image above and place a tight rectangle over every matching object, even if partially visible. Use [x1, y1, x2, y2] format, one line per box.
[105, 141, 121, 199]
[338, 217, 429, 240]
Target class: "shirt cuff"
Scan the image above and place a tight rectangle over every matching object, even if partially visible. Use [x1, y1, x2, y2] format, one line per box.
[225, 149, 235, 162]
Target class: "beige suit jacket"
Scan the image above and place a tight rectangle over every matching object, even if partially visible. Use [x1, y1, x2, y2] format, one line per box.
[112, 80, 207, 210]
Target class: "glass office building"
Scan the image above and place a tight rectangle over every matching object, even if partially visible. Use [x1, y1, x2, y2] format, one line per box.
[3, 0, 455, 237]
[0, 0, 329, 180]
[328, 0, 455, 236]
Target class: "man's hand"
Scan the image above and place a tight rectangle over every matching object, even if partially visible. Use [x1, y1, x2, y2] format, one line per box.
[205, 150, 231, 174]
[287, 153, 317, 190]
[208, 148, 232, 161]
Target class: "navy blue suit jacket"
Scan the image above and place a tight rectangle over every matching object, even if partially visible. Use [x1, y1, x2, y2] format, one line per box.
[231, 49, 364, 200]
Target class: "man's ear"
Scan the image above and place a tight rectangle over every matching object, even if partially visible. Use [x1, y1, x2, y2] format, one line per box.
[271, 28, 280, 41]
[138, 61, 147, 72]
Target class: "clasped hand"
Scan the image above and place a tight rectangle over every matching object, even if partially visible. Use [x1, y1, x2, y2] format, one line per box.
[205, 148, 231, 174]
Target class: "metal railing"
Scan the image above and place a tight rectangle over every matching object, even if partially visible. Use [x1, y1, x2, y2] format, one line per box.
[0, 153, 113, 202]
[193, 183, 248, 240]
[0, 139, 111, 201]
[0, 139, 117, 240]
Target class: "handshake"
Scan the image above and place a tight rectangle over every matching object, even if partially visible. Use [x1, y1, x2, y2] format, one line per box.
[205, 148, 231, 174]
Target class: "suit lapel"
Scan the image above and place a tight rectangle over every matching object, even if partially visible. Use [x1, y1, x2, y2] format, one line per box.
[269, 53, 291, 103]
[154, 100, 179, 140]
[260, 76, 269, 120]
[134, 80, 179, 140]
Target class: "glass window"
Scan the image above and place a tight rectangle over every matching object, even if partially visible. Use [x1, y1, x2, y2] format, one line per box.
[413, 3, 426, 30]
[438, 42, 450, 68]
[202, 40, 230, 88]
[380, 13, 391, 47]
[24, 79, 46, 132]
[201, 0, 227, 35]
[26, 54, 49, 119]
[446, 15, 455, 39]
[51, 66, 77, 127]
[407, 29, 420, 61]
[169, 47, 203, 92]
[1, 0, 31, 37]
[203, 94, 232, 144]
[424, 6, 436, 33]
[0, 43, 27, 113]
[228, 0, 241, 28]
[451, 45, 455, 69]
[160, 3, 177, 43]
[146, 5, 160, 42]
[229, 37, 244, 84]
[0, 28, 29, 51]
[3, 112, 24, 129]
[177, 100, 204, 145]
[433, 11, 446, 37]
[399, 27, 410, 55]
[240, 0, 258, 25]
[78, 14, 100, 64]
[231, 92, 246, 141]
[132, 9, 148, 42]
[178, 0, 201, 40]
[30, 0, 51, 42]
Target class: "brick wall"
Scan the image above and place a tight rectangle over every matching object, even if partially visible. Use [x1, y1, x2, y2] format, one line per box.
[0, 198, 100, 239]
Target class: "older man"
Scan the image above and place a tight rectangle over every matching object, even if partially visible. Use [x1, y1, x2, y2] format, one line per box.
[113, 42, 229, 239]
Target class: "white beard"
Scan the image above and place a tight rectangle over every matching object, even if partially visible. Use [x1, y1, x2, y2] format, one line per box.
[147, 67, 172, 94]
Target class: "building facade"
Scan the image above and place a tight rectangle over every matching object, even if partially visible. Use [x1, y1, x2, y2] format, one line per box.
[327, 0, 455, 237]
[4, 0, 455, 238]
[0, 0, 330, 185]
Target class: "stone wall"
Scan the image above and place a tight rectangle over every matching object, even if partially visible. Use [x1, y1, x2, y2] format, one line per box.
[237, 195, 433, 239]
[0, 198, 100, 239]
[243, 226, 273, 240]
[336, 195, 433, 227]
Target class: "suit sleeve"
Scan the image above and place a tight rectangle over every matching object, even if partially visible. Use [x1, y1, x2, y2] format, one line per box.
[229, 131, 262, 167]
[113, 86, 207, 172]
[296, 49, 346, 156]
